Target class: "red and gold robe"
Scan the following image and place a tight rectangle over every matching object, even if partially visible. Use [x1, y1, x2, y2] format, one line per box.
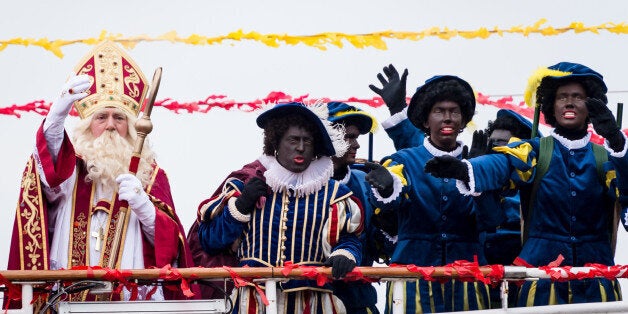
[7, 123, 197, 306]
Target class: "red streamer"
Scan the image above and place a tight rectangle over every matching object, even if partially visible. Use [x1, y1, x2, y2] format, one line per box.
[222, 266, 269, 306]
[281, 261, 299, 276]
[3, 92, 623, 144]
[0, 273, 22, 311]
[156, 264, 195, 298]
[343, 267, 377, 283]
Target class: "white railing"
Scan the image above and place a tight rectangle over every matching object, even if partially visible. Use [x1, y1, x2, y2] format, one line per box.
[2, 265, 628, 314]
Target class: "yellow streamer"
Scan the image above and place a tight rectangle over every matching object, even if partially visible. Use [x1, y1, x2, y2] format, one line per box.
[1, 19, 627, 58]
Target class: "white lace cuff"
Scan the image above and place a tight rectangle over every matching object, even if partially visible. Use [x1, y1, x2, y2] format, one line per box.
[371, 172, 403, 204]
[228, 196, 251, 223]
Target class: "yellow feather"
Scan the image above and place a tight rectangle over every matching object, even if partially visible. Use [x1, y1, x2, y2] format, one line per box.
[523, 67, 572, 108]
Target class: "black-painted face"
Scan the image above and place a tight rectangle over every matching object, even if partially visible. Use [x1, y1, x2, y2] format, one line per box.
[423, 100, 464, 150]
[553, 82, 589, 130]
[276, 125, 315, 173]
[488, 129, 514, 149]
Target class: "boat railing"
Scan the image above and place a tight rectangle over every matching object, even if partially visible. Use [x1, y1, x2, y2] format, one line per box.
[2, 264, 628, 313]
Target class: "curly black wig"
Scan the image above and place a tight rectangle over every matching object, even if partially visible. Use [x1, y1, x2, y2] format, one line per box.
[262, 113, 324, 157]
[537, 76, 607, 127]
[408, 78, 475, 133]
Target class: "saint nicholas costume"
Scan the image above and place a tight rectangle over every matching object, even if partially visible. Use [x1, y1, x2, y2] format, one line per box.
[7, 42, 195, 309]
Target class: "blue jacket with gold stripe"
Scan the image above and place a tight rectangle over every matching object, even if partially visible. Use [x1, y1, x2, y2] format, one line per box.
[198, 159, 363, 292]
[464, 132, 628, 306]
[467, 133, 628, 266]
[371, 139, 499, 266]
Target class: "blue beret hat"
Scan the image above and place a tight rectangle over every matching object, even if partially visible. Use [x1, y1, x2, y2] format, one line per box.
[545, 62, 607, 93]
[496, 109, 542, 137]
[256, 102, 336, 156]
[326, 102, 376, 135]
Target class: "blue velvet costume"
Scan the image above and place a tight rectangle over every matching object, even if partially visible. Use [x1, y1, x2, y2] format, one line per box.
[331, 168, 379, 313]
[373, 139, 499, 313]
[464, 132, 628, 306]
[198, 157, 364, 314]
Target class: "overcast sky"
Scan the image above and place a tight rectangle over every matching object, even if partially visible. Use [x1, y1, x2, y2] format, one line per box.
[2, 0, 628, 303]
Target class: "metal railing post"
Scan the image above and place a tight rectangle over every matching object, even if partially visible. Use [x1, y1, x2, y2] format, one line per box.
[391, 279, 404, 314]
[265, 280, 278, 314]
[500, 279, 509, 310]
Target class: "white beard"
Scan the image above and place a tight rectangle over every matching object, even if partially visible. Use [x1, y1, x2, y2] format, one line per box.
[73, 130, 155, 188]
[74, 130, 134, 188]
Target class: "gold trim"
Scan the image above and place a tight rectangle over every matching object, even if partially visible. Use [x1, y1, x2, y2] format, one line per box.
[68, 174, 82, 267]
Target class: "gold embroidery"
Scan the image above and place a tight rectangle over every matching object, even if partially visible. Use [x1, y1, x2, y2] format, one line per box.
[71, 212, 88, 267]
[19, 158, 45, 270]
[100, 211, 120, 267]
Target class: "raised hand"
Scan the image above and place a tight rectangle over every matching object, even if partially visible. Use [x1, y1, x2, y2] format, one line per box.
[424, 156, 469, 182]
[586, 98, 625, 151]
[364, 162, 394, 197]
[469, 130, 489, 158]
[234, 177, 268, 215]
[47, 74, 91, 125]
[368, 64, 409, 115]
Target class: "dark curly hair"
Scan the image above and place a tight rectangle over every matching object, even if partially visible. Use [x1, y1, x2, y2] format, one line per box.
[537, 77, 607, 127]
[487, 115, 531, 139]
[409, 79, 475, 133]
[262, 113, 324, 157]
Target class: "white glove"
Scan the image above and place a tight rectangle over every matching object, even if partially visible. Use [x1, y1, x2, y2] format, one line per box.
[44, 74, 92, 134]
[116, 174, 156, 240]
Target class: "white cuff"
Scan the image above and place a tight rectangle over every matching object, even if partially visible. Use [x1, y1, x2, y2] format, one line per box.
[455, 159, 481, 196]
[381, 107, 408, 129]
[228, 197, 251, 223]
[329, 249, 356, 263]
[371, 171, 403, 204]
[605, 132, 628, 158]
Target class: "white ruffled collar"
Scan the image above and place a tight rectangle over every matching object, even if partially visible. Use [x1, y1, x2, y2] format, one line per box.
[423, 137, 464, 157]
[258, 155, 334, 197]
[551, 129, 591, 150]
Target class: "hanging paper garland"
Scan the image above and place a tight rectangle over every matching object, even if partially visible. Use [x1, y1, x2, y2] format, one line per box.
[1, 91, 621, 144]
[1, 19, 627, 58]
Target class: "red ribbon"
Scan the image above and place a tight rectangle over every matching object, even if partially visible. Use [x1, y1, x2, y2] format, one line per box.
[395, 264, 436, 281]
[343, 267, 376, 283]
[281, 261, 299, 276]
[0, 273, 22, 311]
[156, 264, 195, 298]
[222, 266, 269, 306]
[512, 257, 534, 268]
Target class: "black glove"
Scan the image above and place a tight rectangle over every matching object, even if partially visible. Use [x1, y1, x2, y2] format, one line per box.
[372, 208, 398, 236]
[368, 64, 409, 115]
[469, 130, 489, 158]
[325, 255, 356, 279]
[364, 162, 394, 198]
[586, 98, 625, 151]
[234, 177, 268, 215]
[424, 156, 469, 182]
